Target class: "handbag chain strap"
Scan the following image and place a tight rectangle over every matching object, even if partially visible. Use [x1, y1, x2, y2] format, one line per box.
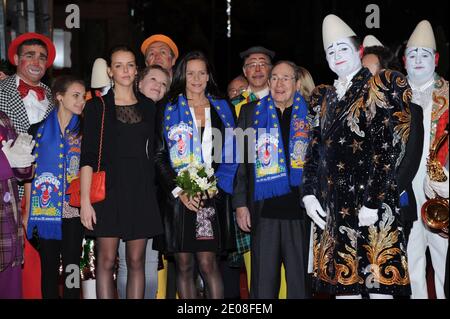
[97, 95, 106, 173]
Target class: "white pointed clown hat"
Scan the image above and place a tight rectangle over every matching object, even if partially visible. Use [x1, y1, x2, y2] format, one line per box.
[363, 35, 383, 48]
[407, 20, 436, 50]
[90, 58, 110, 89]
[322, 14, 356, 50]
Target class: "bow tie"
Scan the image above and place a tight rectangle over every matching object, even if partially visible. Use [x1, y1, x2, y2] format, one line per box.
[333, 79, 352, 100]
[18, 79, 46, 101]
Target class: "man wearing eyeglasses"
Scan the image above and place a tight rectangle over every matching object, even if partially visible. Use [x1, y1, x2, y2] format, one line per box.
[227, 75, 248, 100]
[0, 32, 55, 135]
[233, 61, 310, 298]
[229, 46, 276, 297]
[232, 46, 274, 117]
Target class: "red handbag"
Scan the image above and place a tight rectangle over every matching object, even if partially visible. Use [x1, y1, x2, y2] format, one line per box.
[66, 95, 106, 207]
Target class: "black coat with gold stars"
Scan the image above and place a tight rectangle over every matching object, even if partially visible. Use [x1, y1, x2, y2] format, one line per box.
[303, 67, 412, 296]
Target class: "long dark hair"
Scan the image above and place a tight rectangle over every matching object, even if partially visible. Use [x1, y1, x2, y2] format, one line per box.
[51, 75, 85, 137]
[167, 51, 222, 104]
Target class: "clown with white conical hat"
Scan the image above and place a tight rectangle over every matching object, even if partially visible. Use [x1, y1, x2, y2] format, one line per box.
[84, 58, 111, 102]
[302, 14, 411, 299]
[363, 35, 383, 48]
[404, 20, 449, 300]
[361, 35, 402, 76]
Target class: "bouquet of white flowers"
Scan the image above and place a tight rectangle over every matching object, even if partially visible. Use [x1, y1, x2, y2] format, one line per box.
[175, 162, 218, 198]
[175, 162, 218, 240]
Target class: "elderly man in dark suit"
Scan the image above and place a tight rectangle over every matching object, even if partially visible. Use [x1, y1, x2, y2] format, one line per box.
[233, 60, 310, 299]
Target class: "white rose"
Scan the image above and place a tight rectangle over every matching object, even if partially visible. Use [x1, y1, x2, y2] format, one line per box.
[188, 166, 198, 177]
[205, 167, 215, 178]
[196, 177, 210, 191]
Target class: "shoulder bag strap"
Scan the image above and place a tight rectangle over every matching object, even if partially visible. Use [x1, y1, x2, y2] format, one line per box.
[97, 96, 106, 173]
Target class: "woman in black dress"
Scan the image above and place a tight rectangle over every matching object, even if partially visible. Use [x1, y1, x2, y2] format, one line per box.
[80, 46, 162, 298]
[155, 51, 236, 298]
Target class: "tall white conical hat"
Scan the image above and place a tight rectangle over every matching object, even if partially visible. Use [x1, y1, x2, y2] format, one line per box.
[363, 35, 383, 48]
[322, 14, 356, 50]
[407, 20, 436, 50]
[90, 58, 110, 89]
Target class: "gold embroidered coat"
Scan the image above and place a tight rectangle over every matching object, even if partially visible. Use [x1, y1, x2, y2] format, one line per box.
[303, 68, 412, 295]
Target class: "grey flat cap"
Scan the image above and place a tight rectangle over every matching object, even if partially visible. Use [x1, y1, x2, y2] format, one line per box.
[239, 46, 275, 59]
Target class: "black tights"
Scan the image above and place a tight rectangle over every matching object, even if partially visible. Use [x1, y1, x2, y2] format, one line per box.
[96, 237, 147, 299]
[174, 252, 223, 299]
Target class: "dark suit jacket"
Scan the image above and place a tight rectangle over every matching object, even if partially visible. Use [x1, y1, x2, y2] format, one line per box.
[231, 101, 306, 230]
[154, 100, 236, 253]
[397, 102, 424, 225]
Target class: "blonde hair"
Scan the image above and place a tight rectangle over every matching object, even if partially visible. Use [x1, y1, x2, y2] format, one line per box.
[296, 66, 315, 100]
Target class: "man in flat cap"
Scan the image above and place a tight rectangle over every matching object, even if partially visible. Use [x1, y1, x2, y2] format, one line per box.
[232, 46, 274, 117]
[302, 14, 411, 299]
[0, 32, 55, 134]
[230, 45, 293, 298]
[404, 20, 448, 299]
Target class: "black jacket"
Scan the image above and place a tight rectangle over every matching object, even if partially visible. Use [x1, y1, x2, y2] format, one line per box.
[397, 102, 424, 225]
[231, 101, 306, 229]
[154, 100, 236, 253]
[80, 90, 162, 238]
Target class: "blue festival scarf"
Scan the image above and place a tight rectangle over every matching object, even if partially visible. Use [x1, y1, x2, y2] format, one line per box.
[28, 109, 81, 240]
[252, 92, 310, 201]
[164, 94, 237, 194]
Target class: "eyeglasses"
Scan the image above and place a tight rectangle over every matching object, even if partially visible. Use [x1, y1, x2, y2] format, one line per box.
[269, 75, 296, 83]
[228, 87, 247, 97]
[20, 52, 48, 63]
[244, 62, 271, 70]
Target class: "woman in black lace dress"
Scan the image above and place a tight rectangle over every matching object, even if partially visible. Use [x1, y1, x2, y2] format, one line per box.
[80, 46, 163, 298]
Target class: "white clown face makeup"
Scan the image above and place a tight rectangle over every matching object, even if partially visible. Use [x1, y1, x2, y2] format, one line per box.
[405, 47, 436, 86]
[326, 37, 361, 79]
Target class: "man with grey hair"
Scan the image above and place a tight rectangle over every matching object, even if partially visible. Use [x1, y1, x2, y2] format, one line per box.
[233, 60, 310, 298]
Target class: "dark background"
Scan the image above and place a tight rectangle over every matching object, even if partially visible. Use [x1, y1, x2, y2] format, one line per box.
[53, 0, 449, 91]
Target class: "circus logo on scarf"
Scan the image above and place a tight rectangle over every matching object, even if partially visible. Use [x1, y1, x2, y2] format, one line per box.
[33, 172, 61, 210]
[256, 132, 281, 177]
[67, 155, 80, 183]
[292, 118, 309, 138]
[291, 139, 308, 168]
[168, 122, 198, 168]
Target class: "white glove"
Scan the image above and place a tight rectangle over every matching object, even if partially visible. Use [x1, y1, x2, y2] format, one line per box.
[302, 195, 326, 230]
[14, 133, 36, 155]
[358, 206, 378, 227]
[1, 133, 36, 168]
[424, 168, 449, 199]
